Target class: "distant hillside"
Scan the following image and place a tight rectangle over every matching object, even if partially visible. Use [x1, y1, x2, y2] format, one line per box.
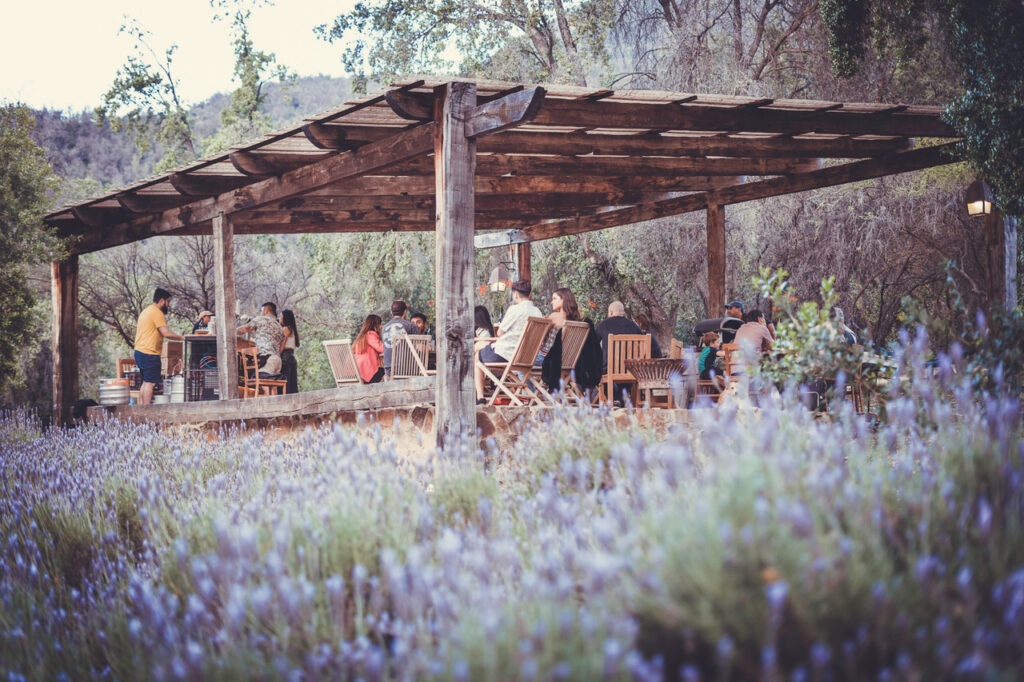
[32, 74, 353, 192]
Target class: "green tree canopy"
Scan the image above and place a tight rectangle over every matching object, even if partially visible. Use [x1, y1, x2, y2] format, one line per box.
[820, 0, 1024, 217]
[0, 103, 62, 391]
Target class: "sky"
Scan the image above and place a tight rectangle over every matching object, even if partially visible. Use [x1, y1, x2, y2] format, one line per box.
[0, 0, 357, 112]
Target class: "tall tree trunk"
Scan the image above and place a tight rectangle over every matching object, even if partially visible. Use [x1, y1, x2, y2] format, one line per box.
[550, 0, 587, 85]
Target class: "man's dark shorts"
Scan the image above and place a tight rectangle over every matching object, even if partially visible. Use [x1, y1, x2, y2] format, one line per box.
[478, 344, 507, 364]
[134, 350, 162, 384]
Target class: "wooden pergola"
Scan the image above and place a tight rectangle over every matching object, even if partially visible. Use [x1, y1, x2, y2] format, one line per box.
[46, 77, 961, 440]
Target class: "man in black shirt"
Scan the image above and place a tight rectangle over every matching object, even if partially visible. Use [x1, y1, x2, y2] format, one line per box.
[594, 300, 642, 372]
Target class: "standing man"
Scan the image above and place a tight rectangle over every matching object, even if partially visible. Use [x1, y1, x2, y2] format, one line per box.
[192, 310, 213, 332]
[134, 287, 184, 405]
[594, 300, 642, 372]
[237, 302, 284, 374]
[381, 300, 418, 377]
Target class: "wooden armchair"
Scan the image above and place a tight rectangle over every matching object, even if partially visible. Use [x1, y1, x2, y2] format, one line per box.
[238, 347, 287, 398]
[322, 339, 363, 386]
[598, 334, 651, 405]
[391, 333, 433, 379]
[557, 321, 591, 399]
[478, 316, 555, 406]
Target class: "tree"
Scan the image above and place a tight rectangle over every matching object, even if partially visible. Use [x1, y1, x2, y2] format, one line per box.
[0, 104, 62, 393]
[95, 16, 199, 172]
[316, 0, 614, 89]
[820, 0, 1024, 218]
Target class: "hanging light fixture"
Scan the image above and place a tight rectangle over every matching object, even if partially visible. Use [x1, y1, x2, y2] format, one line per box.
[488, 264, 510, 293]
[965, 179, 994, 217]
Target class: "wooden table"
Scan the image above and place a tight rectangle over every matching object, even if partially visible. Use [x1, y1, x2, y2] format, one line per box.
[625, 358, 686, 408]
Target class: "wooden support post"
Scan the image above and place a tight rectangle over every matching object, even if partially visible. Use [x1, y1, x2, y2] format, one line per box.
[706, 201, 726, 318]
[213, 213, 239, 400]
[433, 81, 478, 449]
[51, 255, 79, 426]
[985, 209, 1018, 310]
[515, 242, 531, 283]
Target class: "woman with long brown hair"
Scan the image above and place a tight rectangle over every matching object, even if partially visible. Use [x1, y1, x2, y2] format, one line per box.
[548, 287, 581, 328]
[352, 314, 385, 383]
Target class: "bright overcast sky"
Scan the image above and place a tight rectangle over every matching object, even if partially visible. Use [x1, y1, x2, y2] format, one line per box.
[1, 0, 357, 111]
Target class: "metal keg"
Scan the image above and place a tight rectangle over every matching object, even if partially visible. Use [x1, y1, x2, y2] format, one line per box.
[99, 378, 131, 406]
[169, 375, 186, 403]
[153, 394, 171, 405]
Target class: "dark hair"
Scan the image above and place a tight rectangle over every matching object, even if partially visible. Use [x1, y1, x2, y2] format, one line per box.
[474, 305, 494, 337]
[411, 312, 427, 324]
[262, 302, 277, 316]
[553, 288, 581, 322]
[153, 287, 171, 303]
[511, 279, 531, 297]
[391, 300, 407, 317]
[635, 312, 652, 333]
[743, 309, 764, 323]
[353, 314, 382, 354]
[280, 309, 300, 347]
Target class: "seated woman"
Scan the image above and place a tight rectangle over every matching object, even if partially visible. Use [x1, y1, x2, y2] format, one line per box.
[698, 331, 726, 390]
[547, 288, 581, 328]
[279, 309, 300, 394]
[475, 305, 495, 340]
[352, 314, 385, 384]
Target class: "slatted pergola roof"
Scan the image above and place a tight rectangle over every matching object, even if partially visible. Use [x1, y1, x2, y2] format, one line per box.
[46, 76, 959, 254]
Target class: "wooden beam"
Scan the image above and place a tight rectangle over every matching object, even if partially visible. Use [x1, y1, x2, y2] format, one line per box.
[212, 213, 238, 400]
[477, 131, 913, 158]
[269, 191, 672, 211]
[386, 154, 818, 176]
[229, 151, 321, 177]
[169, 172, 251, 197]
[515, 242, 531, 282]
[474, 229, 530, 249]
[86, 377, 436, 425]
[531, 99, 955, 137]
[302, 122, 350, 150]
[465, 86, 545, 138]
[706, 202, 726, 318]
[117, 191, 193, 213]
[386, 90, 434, 121]
[433, 82, 478, 448]
[304, 174, 735, 196]
[517, 143, 959, 242]
[71, 205, 128, 227]
[51, 255, 79, 427]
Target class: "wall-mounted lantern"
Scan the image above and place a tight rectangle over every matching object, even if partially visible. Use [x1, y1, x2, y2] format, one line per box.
[965, 179, 994, 217]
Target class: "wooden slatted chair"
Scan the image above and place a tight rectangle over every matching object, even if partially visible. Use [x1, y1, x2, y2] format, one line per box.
[479, 316, 555, 406]
[599, 334, 651, 405]
[391, 333, 433, 379]
[238, 347, 287, 398]
[322, 339, 364, 387]
[721, 342, 740, 379]
[557, 321, 591, 399]
[669, 338, 685, 360]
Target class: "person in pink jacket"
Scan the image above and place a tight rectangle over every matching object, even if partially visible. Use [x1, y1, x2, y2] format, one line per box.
[353, 314, 385, 383]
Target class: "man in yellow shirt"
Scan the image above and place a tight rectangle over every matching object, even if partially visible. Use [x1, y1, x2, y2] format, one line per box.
[134, 288, 184, 405]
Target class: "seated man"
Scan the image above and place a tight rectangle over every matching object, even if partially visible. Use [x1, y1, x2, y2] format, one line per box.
[720, 300, 744, 343]
[594, 301, 642, 373]
[732, 308, 774, 376]
[475, 279, 542, 401]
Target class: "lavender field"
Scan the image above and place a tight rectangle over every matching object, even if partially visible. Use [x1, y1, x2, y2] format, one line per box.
[2, 334, 1022, 681]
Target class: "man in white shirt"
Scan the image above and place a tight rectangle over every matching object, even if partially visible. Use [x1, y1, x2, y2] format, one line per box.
[475, 279, 543, 401]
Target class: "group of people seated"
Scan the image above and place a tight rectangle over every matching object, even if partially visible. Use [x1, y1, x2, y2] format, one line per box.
[351, 301, 432, 384]
[234, 302, 301, 394]
[697, 302, 776, 391]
